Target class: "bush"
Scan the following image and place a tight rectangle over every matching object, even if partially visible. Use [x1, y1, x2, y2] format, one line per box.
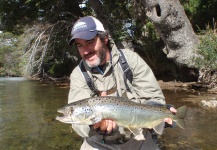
[0, 32, 21, 76]
[193, 28, 217, 69]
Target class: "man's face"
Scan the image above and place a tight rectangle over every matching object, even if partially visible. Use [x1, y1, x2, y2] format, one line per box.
[75, 36, 108, 68]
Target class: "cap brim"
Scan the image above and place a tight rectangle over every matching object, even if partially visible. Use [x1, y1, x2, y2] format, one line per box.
[68, 30, 98, 46]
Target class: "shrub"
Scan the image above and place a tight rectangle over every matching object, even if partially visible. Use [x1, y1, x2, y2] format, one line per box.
[193, 28, 217, 69]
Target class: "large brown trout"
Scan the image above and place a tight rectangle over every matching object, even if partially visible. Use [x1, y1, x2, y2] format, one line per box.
[56, 96, 187, 135]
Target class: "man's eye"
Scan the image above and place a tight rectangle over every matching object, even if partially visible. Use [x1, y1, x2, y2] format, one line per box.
[87, 40, 94, 45]
[76, 44, 82, 48]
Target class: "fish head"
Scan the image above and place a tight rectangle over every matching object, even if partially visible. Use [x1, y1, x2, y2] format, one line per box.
[56, 105, 103, 125]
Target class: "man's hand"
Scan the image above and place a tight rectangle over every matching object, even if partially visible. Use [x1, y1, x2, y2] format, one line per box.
[93, 119, 117, 134]
[164, 107, 177, 126]
[94, 93, 117, 134]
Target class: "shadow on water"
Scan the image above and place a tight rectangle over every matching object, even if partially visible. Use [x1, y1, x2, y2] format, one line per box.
[0, 77, 216, 150]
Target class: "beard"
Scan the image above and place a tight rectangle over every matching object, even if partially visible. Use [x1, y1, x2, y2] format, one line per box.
[85, 45, 106, 68]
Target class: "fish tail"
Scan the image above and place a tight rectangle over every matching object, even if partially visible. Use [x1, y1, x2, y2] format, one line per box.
[174, 106, 187, 129]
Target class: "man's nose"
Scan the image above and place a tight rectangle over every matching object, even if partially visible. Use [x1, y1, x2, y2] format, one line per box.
[82, 45, 92, 53]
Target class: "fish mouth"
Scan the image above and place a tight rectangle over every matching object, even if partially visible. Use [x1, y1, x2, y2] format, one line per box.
[56, 116, 62, 121]
[56, 116, 74, 124]
[57, 109, 65, 114]
[56, 116, 92, 125]
[57, 108, 66, 114]
[57, 107, 72, 116]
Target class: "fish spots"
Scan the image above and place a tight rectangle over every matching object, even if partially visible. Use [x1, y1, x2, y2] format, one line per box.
[84, 107, 92, 113]
[73, 106, 93, 119]
[57, 96, 186, 133]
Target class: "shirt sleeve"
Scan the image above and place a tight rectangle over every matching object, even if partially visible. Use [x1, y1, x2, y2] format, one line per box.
[124, 50, 165, 105]
[68, 66, 92, 104]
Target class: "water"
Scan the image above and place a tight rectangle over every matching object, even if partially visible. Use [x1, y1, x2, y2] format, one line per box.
[0, 77, 82, 150]
[0, 77, 217, 150]
[160, 89, 217, 150]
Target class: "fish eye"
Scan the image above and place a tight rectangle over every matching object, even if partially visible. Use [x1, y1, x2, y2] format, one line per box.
[67, 107, 73, 114]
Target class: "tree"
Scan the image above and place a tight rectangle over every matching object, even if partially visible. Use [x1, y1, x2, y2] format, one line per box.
[1, 0, 216, 88]
[8, 0, 84, 78]
[141, 0, 199, 66]
[86, 0, 200, 81]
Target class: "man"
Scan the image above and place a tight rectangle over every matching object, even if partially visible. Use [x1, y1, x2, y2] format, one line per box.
[68, 16, 176, 150]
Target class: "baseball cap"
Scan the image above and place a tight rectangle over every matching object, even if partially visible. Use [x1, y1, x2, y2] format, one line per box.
[68, 16, 105, 45]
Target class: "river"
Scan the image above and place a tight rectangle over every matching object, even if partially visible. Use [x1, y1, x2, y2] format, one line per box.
[0, 77, 216, 150]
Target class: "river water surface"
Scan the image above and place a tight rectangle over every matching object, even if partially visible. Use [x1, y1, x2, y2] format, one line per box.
[0, 77, 217, 150]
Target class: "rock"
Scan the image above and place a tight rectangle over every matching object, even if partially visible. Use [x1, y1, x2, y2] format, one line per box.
[201, 100, 217, 108]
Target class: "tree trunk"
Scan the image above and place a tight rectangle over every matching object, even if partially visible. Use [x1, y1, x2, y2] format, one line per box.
[142, 0, 200, 67]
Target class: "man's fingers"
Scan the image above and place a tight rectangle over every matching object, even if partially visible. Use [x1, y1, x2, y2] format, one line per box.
[100, 120, 107, 131]
[93, 119, 117, 134]
[106, 120, 113, 133]
[112, 121, 116, 129]
[93, 122, 102, 129]
[164, 118, 173, 125]
[170, 107, 177, 113]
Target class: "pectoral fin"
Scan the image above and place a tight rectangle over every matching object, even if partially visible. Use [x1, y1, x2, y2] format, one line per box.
[153, 122, 165, 135]
[128, 127, 141, 135]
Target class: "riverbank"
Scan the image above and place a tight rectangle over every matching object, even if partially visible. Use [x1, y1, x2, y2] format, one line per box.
[37, 77, 191, 89]
[158, 80, 196, 90]
[15, 75, 216, 94]
[41, 78, 200, 93]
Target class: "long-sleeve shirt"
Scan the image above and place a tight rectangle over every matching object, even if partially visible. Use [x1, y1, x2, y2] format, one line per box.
[68, 44, 165, 150]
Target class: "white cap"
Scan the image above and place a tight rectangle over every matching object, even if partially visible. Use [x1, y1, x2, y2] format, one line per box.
[68, 16, 105, 45]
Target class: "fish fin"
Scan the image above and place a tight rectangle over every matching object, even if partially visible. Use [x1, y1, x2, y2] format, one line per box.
[121, 91, 128, 99]
[145, 101, 164, 106]
[175, 119, 185, 129]
[176, 106, 187, 119]
[128, 127, 141, 135]
[174, 106, 187, 129]
[153, 122, 165, 135]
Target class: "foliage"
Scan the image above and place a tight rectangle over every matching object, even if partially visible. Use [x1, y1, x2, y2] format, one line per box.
[0, 0, 217, 78]
[181, 0, 217, 32]
[91, 0, 134, 41]
[18, 22, 80, 78]
[1, 0, 137, 78]
[0, 32, 21, 76]
[0, 0, 83, 77]
[193, 28, 217, 69]
[0, 0, 83, 33]
[0, 0, 38, 32]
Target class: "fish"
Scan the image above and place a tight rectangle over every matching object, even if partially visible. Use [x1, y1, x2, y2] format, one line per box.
[56, 96, 187, 135]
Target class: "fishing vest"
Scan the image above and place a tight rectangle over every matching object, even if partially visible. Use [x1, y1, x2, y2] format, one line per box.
[79, 50, 133, 95]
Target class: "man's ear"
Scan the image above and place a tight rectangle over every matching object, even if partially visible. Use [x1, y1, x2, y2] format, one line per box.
[104, 36, 109, 45]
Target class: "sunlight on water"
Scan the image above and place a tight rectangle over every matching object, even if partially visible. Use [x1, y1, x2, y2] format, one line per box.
[0, 77, 27, 81]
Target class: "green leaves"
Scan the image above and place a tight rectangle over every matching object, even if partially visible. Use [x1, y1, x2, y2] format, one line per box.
[194, 29, 217, 69]
[181, 0, 217, 31]
[0, 32, 20, 76]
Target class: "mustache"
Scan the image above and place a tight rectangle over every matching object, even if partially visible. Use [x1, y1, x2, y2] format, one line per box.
[84, 51, 95, 58]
